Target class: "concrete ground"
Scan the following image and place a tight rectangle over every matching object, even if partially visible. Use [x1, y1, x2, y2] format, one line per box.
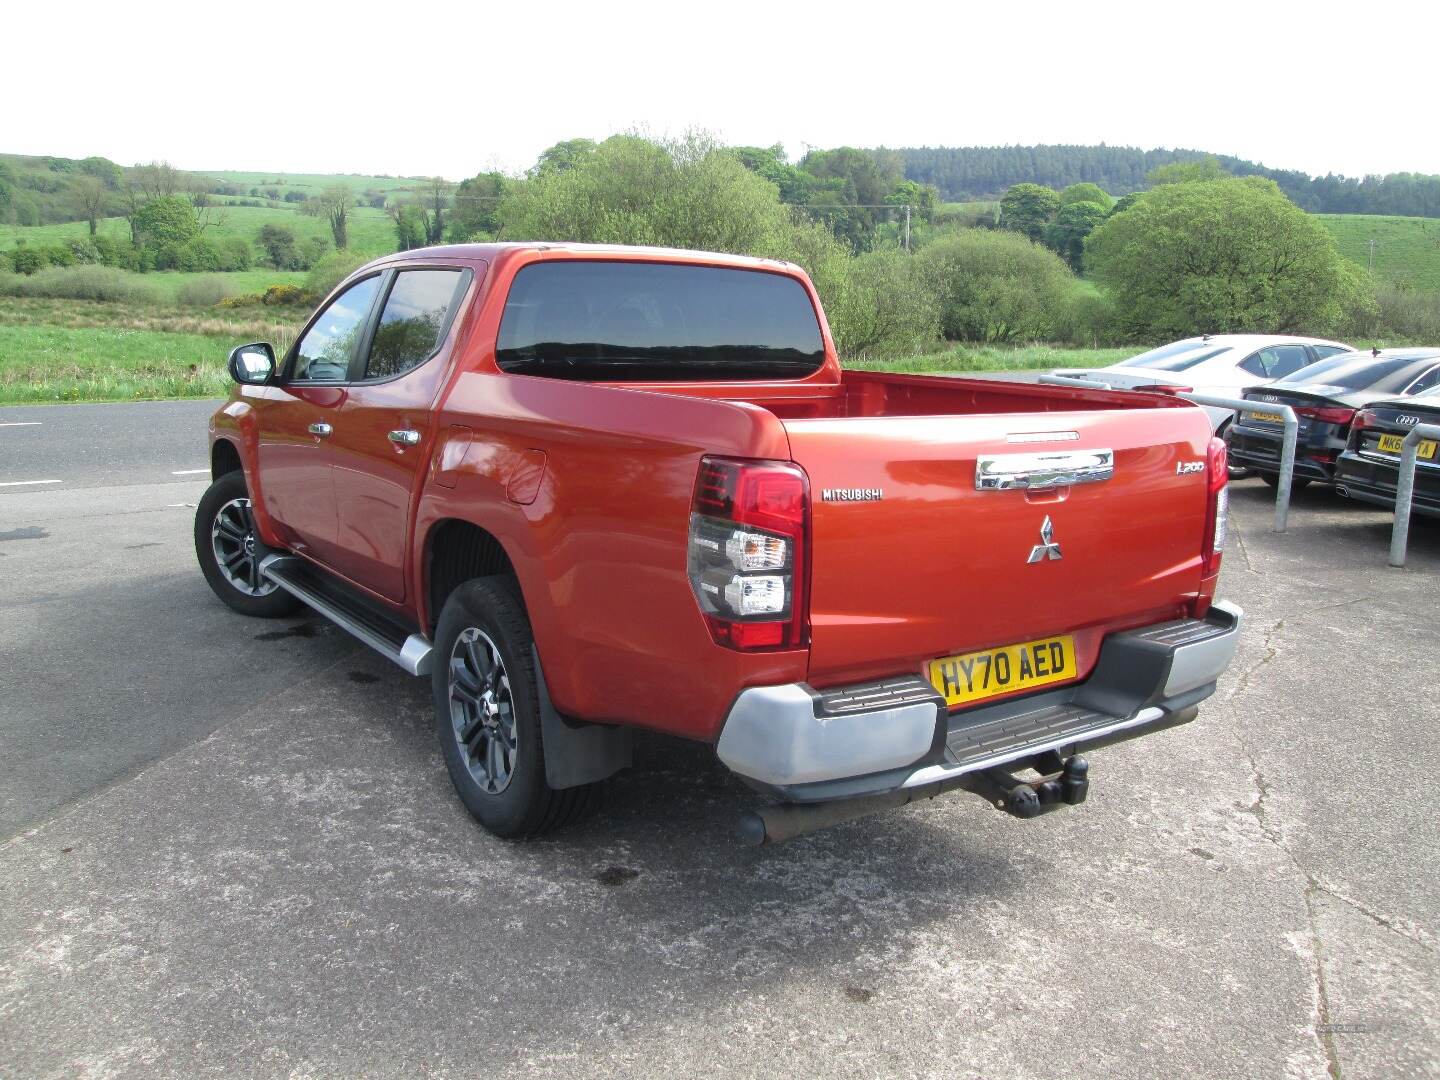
[1, 402, 1436, 1079]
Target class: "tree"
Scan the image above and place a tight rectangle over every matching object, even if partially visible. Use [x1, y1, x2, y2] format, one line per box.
[257, 223, 299, 268]
[390, 204, 424, 251]
[131, 195, 199, 249]
[1044, 201, 1110, 271]
[411, 177, 452, 245]
[1059, 182, 1113, 209]
[915, 229, 1077, 342]
[310, 184, 351, 249]
[998, 183, 1060, 243]
[823, 248, 940, 358]
[531, 138, 598, 177]
[1147, 157, 1228, 186]
[1085, 177, 1366, 338]
[71, 176, 109, 235]
[448, 171, 509, 240]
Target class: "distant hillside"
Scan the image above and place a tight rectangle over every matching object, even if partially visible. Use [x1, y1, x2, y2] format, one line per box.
[900, 145, 1440, 218]
[1317, 214, 1440, 292]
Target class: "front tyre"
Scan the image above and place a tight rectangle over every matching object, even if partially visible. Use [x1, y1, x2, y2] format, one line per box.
[194, 471, 301, 618]
[433, 578, 598, 839]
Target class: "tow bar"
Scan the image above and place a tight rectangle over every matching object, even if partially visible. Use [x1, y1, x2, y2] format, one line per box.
[738, 753, 1091, 845]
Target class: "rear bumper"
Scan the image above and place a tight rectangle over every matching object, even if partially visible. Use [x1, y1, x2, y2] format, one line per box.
[1336, 451, 1440, 518]
[716, 600, 1242, 802]
[1228, 426, 1337, 481]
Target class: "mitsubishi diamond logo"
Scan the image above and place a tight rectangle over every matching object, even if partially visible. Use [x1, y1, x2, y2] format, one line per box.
[1027, 516, 1063, 563]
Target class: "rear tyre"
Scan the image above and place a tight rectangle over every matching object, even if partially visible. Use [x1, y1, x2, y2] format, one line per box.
[432, 577, 599, 839]
[1260, 472, 1310, 492]
[194, 471, 302, 618]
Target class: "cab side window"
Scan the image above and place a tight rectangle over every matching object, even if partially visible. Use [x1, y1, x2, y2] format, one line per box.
[1269, 344, 1313, 378]
[362, 269, 465, 380]
[290, 276, 382, 382]
[1313, 345, 1349, 360]
[1240, 348, 1277, 377]
[1406, 365, 1440, 395]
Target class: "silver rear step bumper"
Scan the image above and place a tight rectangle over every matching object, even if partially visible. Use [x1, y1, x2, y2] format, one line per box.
[717, 600, 1242, 802]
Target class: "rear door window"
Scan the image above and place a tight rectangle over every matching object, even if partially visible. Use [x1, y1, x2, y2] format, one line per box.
[495, 261, 825, 381]
[1405, 365, 1440, 395]
[362, 269, 466, 380]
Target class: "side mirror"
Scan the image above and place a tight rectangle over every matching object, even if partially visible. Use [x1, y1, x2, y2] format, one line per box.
[228, 342, 276, 385]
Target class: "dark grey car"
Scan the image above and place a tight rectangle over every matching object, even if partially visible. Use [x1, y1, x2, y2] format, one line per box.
[1227, 349, 1440, 488]
[1335, 386, 1440, 517]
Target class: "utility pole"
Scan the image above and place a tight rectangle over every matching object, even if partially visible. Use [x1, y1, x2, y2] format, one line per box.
[903, 204, 911, 253]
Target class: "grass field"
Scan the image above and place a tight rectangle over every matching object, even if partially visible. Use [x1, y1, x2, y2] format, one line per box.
[846, 344, 1124, 373]
[1, 204, 398, 260]
[203, 170, 425, 199]
[1316, 213, 1440, 291]
[0, 298, 307, 404]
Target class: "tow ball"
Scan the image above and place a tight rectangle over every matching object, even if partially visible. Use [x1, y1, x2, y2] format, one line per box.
[971, 753, 1089, 819]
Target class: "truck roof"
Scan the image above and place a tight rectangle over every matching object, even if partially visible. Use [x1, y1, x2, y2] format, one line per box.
[370, 241, 802, 274]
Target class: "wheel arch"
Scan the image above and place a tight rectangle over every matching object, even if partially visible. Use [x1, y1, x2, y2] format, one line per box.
[212, 438, 243, 480]
[423, 517, 520, 634]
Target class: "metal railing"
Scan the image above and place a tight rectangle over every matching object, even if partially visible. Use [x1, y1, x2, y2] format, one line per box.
[1038, 373, 1112, 391]
[1388, 422, 1440, 567]
[1178, 394, 1299, 534]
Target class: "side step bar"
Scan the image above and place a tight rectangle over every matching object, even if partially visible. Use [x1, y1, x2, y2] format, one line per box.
[258, 554, 434, 676]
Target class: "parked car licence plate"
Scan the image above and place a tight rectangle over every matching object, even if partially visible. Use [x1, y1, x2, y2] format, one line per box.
[1247, 410, 1285, 424]
[1377, 433, 1438, 460]
[926, 634, 1077, 708]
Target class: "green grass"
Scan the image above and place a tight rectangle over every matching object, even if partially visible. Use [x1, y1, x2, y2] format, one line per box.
[202, 170, 424, 199]
[142, 269, 306, 300]
[1, 204, 398, 260]
[1316, 213, 1440, 291]
[846, 344, 1125, 373]
[0, 323, 233, 403]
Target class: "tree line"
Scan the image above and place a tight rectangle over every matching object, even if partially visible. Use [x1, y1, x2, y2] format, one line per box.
[899, 144, 1440, 217]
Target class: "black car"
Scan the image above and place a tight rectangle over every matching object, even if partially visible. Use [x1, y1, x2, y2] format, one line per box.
[1335, 386, 1440, 518]
[1227, 349, 1440, 489]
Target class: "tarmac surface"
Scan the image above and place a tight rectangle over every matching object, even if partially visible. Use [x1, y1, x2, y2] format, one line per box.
[1, 400, 1437, 1078]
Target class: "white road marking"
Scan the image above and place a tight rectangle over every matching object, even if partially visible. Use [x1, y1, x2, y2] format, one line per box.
[0, 479, 62, 487]
[0, 422, 42, 428]
[171, 469, 210, 475]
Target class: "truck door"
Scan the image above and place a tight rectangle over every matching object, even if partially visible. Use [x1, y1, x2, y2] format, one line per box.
[327, 266, 471, 603]
[254, 274, 383, 561]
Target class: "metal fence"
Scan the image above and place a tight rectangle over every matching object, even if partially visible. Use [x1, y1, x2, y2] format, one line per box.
[1388, 422, 1440, 567]
[1034, 374, 1434, 563]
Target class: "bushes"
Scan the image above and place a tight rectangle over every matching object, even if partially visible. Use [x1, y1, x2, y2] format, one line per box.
[305, 250, 370, 299]
[12, 248, 46, 275]
[175, 276, 239, 306]
[0, 266, 164, 303]
[823, 249, 940, 359]
[1343, 286, 1440, 343]
[915, 230, 1079, 343]
[263, 283, 307, 306]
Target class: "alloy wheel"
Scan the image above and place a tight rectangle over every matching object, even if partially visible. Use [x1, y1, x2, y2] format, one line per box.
[449, 627, 517, 794]
[210, 497, 278, 597]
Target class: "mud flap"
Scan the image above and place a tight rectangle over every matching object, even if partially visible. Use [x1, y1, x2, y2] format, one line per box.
[532, 647, 633, 789]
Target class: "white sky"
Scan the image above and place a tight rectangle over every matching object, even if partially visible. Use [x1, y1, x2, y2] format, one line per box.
[6, 0, 1433, 182]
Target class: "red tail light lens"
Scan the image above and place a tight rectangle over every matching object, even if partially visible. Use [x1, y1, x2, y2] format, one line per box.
[689, 456, 809, 651]
[1295, 405, 1356, 426]
[1352, 409, 1378, 432]
[1201, 437, 1228, 581]
[1134, 384, 1192, 395]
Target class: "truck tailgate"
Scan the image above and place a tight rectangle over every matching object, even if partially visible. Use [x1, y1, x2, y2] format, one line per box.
[782, 405, 1214, 689]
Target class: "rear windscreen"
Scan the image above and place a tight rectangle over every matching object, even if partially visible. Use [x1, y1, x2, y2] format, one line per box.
[495, 261, 826, 381]
[1275, 355, 1426, 391]
[1116, 346, 1228, 372]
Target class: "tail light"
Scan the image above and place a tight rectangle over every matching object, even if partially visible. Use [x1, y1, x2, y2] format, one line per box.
[1352, 409, 1378, 433]
[688, 456, 809, 651]
[1134, 384, 1192, 395]
[1294, 404, 1356, 426]
[1200, 436, 1228, 581]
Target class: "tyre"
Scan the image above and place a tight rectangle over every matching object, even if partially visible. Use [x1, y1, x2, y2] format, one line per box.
[1259, 472, 1310, 492]
[432, 577, 598, 839]
[194, 471, 302, 618]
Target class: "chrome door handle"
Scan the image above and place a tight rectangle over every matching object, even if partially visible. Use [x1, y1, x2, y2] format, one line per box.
[308, 423, 332, 437]
[976, 449, 1114, 490]
[388, 429, 421, 446]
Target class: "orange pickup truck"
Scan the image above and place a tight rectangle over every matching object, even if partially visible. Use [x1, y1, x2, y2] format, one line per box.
[196, 243, 1241, 842]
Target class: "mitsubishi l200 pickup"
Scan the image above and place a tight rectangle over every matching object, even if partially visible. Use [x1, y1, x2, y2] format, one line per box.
[196, 243, 1242, 843]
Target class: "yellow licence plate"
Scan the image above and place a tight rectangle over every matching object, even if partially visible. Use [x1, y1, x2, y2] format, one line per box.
[1377, 433, 1438, 460]
[926, 635, 1077, 708]
[1247, 411, 1285, 424]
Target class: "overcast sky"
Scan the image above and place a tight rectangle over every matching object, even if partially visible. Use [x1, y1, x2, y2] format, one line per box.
[8, 0, 1431, 182]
